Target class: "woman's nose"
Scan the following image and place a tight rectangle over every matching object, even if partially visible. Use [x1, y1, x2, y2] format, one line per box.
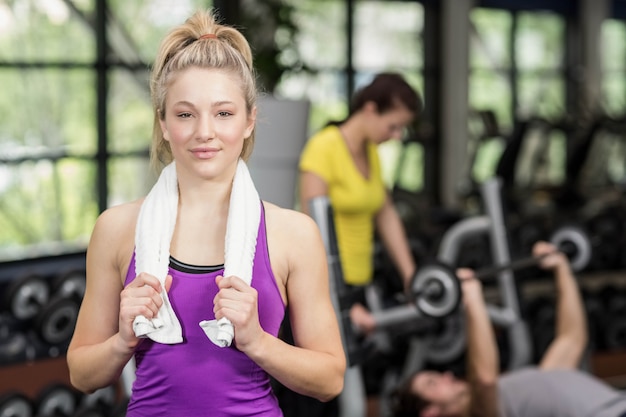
[197, 115, 215, 140]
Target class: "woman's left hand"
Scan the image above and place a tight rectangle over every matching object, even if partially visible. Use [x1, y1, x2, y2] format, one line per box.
[213, 275, 264, 351]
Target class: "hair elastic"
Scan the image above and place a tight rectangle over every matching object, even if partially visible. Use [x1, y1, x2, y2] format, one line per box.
[199, 33, 217, 40]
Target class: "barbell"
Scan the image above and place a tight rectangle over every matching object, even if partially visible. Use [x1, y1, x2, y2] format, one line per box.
[409, 225, 592, 319]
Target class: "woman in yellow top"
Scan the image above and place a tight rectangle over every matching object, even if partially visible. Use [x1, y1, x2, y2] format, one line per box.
[299, 72, 422, 333]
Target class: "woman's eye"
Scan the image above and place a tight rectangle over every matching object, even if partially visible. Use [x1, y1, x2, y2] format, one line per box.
[177, 112, 192, 118]
[217, 111, 232, 117]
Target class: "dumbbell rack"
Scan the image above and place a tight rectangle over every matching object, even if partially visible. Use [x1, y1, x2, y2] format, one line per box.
[0, 250, 127, 416]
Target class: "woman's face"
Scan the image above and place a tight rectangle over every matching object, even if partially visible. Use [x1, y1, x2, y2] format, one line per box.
[159, 67, 255, 180]
[367, 104, 414, 145]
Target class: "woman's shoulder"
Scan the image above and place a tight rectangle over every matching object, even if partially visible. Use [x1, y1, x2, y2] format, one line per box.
[262, 201, 326, 282]
[91, 198, 144, 245]
[87, 199, 144, 276]
[96, 198, 144, 227]
[263, 201, 321, 240]
[309, 124, 341, 144]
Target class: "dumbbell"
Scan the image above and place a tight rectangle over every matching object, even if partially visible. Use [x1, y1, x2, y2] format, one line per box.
[409, 226, 592, 319]
[3, 274, 79, 347]
[36, 384, 78, 417]
[34, 296, 80, 347]
[0, 392, 34, 417]
[0, 314, 29, 365]
[52, 269, 86, 303]
[3, 274, 50, 321]
[77, 386, 116, 416]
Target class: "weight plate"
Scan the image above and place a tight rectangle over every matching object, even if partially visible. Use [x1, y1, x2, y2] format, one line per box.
[5, 275, 50, 321]
[37, 384, 76, 417]
[0, 392, 33, 417]
[549, 226, 592, 272]
[35, 297, 79, 346]
[411, 263, 461, 319]
[424, 311, 467, 364]
[53, 269, 86, 301]
[81, 385, 116, 410]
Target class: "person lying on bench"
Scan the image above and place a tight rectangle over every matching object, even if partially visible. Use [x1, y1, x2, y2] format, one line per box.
[391, 241, 626, 417]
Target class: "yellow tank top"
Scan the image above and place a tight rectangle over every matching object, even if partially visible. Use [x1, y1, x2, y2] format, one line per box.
[299, 125, 386, 286]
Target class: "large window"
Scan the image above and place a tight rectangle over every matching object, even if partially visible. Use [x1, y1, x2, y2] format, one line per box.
[467, 8, 569, 189]
[1, 0, 427, 260]
[602, 19, 626, 116]
[276, 0, 426, 196]
[353, 1, 424, 193]
[0, 0, 209, 260]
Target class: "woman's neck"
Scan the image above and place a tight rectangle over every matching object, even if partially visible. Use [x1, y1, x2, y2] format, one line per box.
[339, 116, 368, 156]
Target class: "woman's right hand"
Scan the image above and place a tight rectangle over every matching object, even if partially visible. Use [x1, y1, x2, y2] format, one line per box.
[118, 273, 172, 350]
[349, 302, 377, 335]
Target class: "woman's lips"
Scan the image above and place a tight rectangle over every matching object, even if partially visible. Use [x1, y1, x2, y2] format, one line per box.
[191, 147, 219, 159]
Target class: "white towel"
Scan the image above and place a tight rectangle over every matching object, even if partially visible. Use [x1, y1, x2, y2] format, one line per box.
[133, 159, 261, 347]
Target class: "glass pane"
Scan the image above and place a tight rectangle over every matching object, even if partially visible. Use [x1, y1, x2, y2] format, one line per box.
[470, 8, 512, 70]
[602, 73, 626, 116]
[0, 0, 95, 62]
[578, 131, 626, 193]
[291, 0, 346, 69]
[276, 70, 348, 136]
[514, 127, 566, 188]
[517, 74, 565, 120]
[108, 157, 155, 208]
[353, 1, 423, 70]
[602, 19, 626, 72]
[0, 159, 97, 259]
[601, 20, 626, 116]
[378, 140, 403, 189]
[109, 69, 152, 154]
[108, 0, 212, 64]
[469, 70, 513, 132]
[604, 134, 626, 187]
[396, 142, 423, 192]
[0, 68, 96, 156]
[472, 139, 505, 183]
[516, 12, 565, 70]
[378, 140, 423, 192]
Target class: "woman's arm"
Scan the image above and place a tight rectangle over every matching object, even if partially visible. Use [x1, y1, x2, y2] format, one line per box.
[219, 207, 346, 401]
[299, 171, 328, 216]
[67, 204, 166, 393]
[375, 192, 416, 291]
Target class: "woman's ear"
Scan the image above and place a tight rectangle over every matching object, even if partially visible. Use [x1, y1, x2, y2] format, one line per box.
[159, 110, 170, 141]
[244, 106, 257, 139]
[363, 100, 379, 115]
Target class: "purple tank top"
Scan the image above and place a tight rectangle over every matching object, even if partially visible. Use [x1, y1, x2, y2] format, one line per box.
[124, 202, 285, 417]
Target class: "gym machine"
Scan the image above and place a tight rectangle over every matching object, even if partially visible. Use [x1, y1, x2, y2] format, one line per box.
[309, 176, 592, 417]
[308, 196, 460, 417]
